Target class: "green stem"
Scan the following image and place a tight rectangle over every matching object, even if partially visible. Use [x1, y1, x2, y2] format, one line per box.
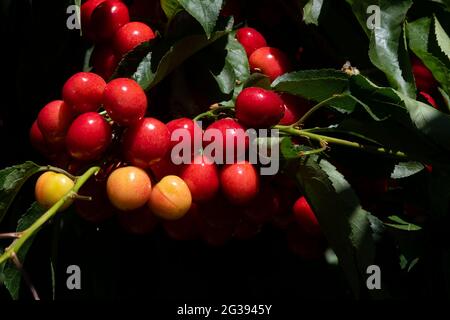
[44, 165, 77, 180]
[292, 94, 344, 127]
[193, 106, 235, 121]
[0, 166, 100, 266]
[276, 125, 408, 158]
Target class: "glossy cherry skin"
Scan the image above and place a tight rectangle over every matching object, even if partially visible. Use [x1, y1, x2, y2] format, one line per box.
[35, 172, 74, 211]
[66, 112, 112, 161]
[249, 47, 291, 82]
[62, 72, 106, 114]
[113, 22, 156, 56]
[30, 120, 56, 157]
[103, 78, 147, 126]
[220, 161, 259, 205]
[81, 0, 108, 41]
[91, 44, 120, 80]
[118, 205, 158, 234]
[203, 118, 249, 162]
[278, 93, 311, 125]
[166, 117, 202, 156]
[90, 0, 129, 42]
[123, 117, 171, 168]
[236, 27, 267, 57]
[107, 166, 152, 211]
[412, 56, 438, 93]
[180, 155, 219, 202]
[235, 87, 285, 128]
[37, 100, 74, 145]
[293, 196, 321, 236]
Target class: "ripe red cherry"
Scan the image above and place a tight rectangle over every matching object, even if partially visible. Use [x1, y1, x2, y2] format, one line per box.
[220, 161, 259, 205]
[203, 118, 248, 162]
[62, 72, 106, 114]
[122, 117, 171, 168]
[91, 44, 120, 80]
[419, 91, 439, 110]
[113, 22, 156, 56]
[278, 94, 311, 125]
[412, 56, 438, 93]
[235, 87, 285, 128]
[166, 117, 202, 154]
[149, 154, 182, 181]
[118, 206, 158, 235]
[236, 27, 267, 57]
[66, 112, 112, 161]
[30, 120, 49, 155]
[90, 0, 129, 42]
[180, 155, 219, 202]
[81, 0, 107, 41]
[103, 78, 147, 126]
[249, 47, 291, 82]
[37, 100, 74, 145]
[293, 196, 321, 236]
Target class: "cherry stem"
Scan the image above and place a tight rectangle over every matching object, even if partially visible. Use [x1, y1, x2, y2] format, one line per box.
[276, 125, 408, 158]
[193, 105, 235, 121]
[0, 166, 100, 267]
[11, 252, 40, 301]
[45, 166, 77, 181]
[0, 232, 22, 240]
[291, 94, 345, 128]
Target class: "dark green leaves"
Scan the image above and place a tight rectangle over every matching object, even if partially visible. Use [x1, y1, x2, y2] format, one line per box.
[176, 0, 223, 38]
[391, 162, 424, 179]
[0, 162, 42, 224]
[160, 0, 183, 21]
[295, 156, 379, 297]
[385, 215, 422, 231]
[2, 202, 46, 300]
[303, 0, 324, 26]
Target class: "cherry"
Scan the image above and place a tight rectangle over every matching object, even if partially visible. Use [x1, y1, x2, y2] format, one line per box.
[103, 78, 147, 126]
[90, 0, 130, 42]
[122, 117, 171, 168]
[243, 185, 281, 224]
[412, 57, 438, 93]
[35, 172, 74, 211]
[66, 112, 112, 161]
[107, 166, 152, 211]
[30, 120, 54, 157]
[62, 72, 106, 114]
[91, 44, 120, 80]
[113, 22, 156, 56]
[148, 175, 192, 220]
[235, 87, 285, 128]
[149, 154, 182, 181]
[278, 93, 311, 125]
[418, 91, 439, 110]
[203, 118, 249, 162]
[166, 117, 202, 156]
[118, 205, 158, 234]
[287, 225, 326, 260]
[37, 100, 74, 145]
[180, 155, 220, 202]
[163, 203, 199, 240]
[81, 0, 108, 41]
[292, 196, 321, 236]
[236, 27, 267, 57]
[75, 177, 116, 223]
[220, 161, 259, 205]
[249, 47, 291, 82]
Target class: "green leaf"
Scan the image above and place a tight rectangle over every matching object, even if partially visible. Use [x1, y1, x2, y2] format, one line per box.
[160, 0, 183, 21]
[113, 41, 153, 80]
[243, 73, 271, 90]
[0, 162, 42, 225]
[280, 137, 314, 159]
[226, 33, 250, 98]
[132, 25, 232, 90]
[271, 69, 355, 113]
[407, 17, 450, 94]
[212, 60, 235, 95]
[438, 87, 450, 112]
[391, 161, 424, 179]
[3, 202, 46, 300]
[385, 215, 422, 231]
[434, 16, 450, 62]
[295, 156, 380, 297]
[303, 0, 324, 26]
[177, 0, 223, 38]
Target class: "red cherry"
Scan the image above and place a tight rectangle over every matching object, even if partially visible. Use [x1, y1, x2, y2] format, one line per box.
[122, 117, 171, 168]
[220, 161, 259, 205]
[235, 87, 285, 128]
[412, 56, 438, 93]
[418, 91, 439, 110]
[113, 22, 156, 56]
[278, 93, 311, 125]
[149, 154, 182, 181]
[103, 78, 147, 126]
[91, 44, 120, 80]
[81, 0, 108, 41]
[37, 100, 74, 145]
[118, 205, 159, 235]
[30, 120, 48, 155]
[62, 72, 106, 114]
[292, 196, 321, 236]
[203, 118, 249, 162]
[236, 27, 267, 57]
[75, 177, 117, 223]
[163, 203, 200, 240]
[249, 47, 291, 82]
[90, 0, 129, 42]
[66, 112, 112, 161]
[166, 117, 202, 155]
[180, 155, 219, 202]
